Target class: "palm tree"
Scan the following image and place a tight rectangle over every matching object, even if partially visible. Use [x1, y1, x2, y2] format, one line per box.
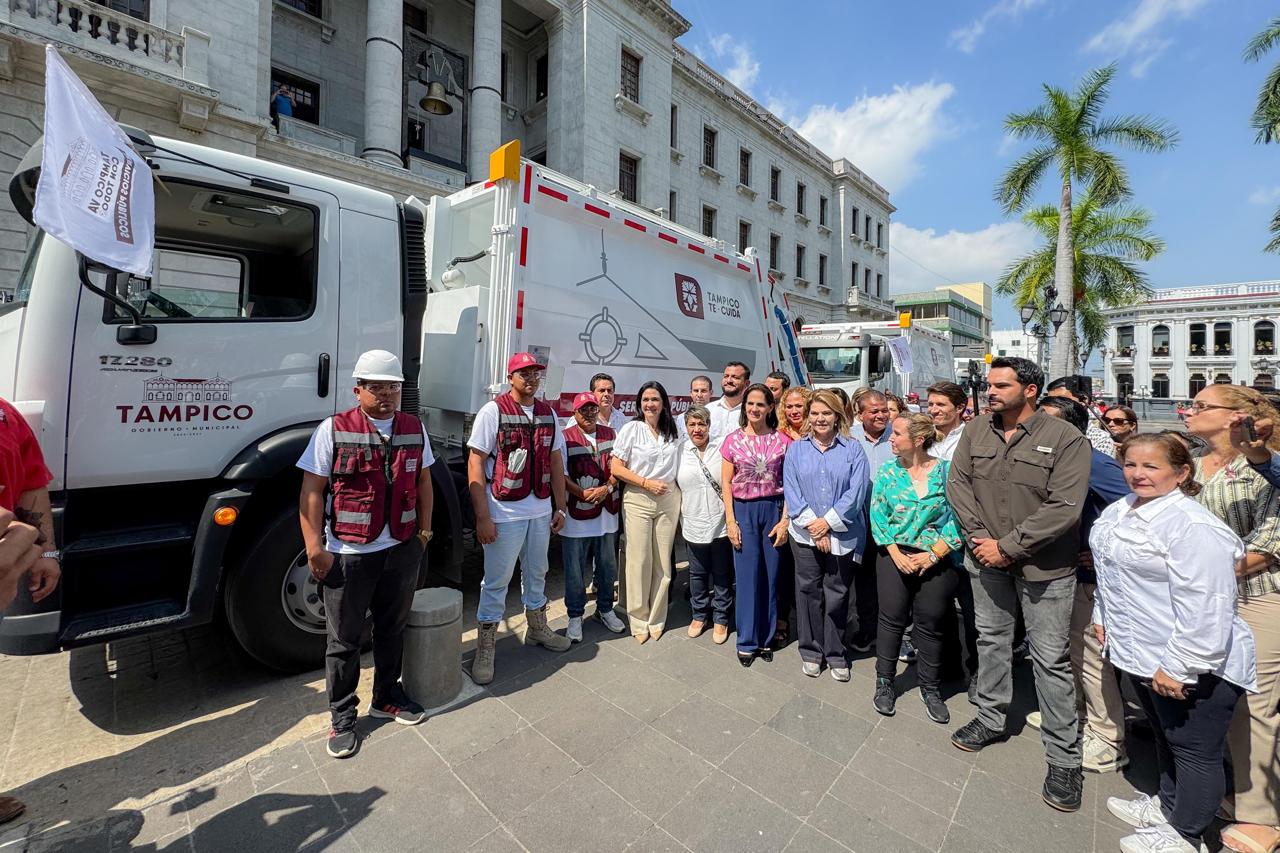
[1245, 16, 1280, 251]
[996, 64, 1177, 378]
[998, 191, 1163, 368]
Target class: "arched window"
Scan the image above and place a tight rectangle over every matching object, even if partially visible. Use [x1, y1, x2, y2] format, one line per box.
[1189, 323, 1206, 355]
[1214, 372, 1233, 385]
[1256, 373, 1275, 391]
[1189, 373, 1207, 396]
[1214, 322, 1233, 355]
[1151, 325, 1170, 356]
[1152, 373, 1170, 398]
[1255, 320, 1275, 355]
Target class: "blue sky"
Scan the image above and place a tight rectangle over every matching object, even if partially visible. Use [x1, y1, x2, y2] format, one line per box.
[676, 0, 1279, 329]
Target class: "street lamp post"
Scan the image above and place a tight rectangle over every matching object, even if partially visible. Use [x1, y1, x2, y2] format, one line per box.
[1020, 285, 1069, 375]
[1138, 384, 1149, 419]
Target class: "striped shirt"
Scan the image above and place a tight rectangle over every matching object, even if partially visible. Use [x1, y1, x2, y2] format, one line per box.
[1194, 456, 1280, 599]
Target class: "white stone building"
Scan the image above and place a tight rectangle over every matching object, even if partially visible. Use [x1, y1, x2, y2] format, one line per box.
[1101, 280, 1280, 403]
[0, 0, 893, 318]
[991, 328, 1045, 365]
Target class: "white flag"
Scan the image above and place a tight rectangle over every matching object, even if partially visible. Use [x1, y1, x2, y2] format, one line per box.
[886, 335, 914, 374]
[34, 45, 155, 276]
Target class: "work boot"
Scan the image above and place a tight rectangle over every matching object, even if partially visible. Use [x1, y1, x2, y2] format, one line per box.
[472, 621, 499, 685]
[523, 605, 571, 652]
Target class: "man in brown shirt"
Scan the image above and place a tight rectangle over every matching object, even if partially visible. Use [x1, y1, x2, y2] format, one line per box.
[946, 356, 1091, 813]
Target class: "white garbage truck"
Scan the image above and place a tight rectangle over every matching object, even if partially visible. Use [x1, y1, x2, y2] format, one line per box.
[1, 131, 803, 670]
[797, 320, 954, 400]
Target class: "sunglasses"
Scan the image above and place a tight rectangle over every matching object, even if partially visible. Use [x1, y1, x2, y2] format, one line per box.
[1102, 417, 1133, 425]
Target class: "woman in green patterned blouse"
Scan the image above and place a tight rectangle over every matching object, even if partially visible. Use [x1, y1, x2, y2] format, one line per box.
[1183, 384, 1280, 853]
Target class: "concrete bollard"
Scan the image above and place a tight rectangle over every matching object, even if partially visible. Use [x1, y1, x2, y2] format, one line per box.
[402, 587, 463, 709]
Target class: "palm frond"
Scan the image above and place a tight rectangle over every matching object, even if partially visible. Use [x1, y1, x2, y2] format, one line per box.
[994, 145, 1055, 214]
[1073, 65, 1117, 130]
[1090, 115, 1180, 152]
[1251, 60, 1280, 143]
[1266, 206, 1280, 253]
[1004, 104, 1055, 140]
[1244, 17, 1280, 62]
[1079, 149, 1131, 206]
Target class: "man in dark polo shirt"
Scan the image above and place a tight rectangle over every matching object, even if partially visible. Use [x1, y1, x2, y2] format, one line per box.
[945, 357, 1091, 813]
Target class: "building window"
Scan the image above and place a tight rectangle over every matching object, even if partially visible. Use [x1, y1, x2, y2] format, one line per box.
[1116, 325, 1135, 356]
[739, 148, 752, 186]
[818, 254, 827, 287]
[499, 51, 510, 102]
[1189, 323, 1206, 355]
[1214, 372, 1233, 385]
[769, 233, 780, 271]
[702, 126, 717, 169]
[277, 0, 318, 17]
[864, 214, 872, 241]
[796, 182, 806, 215]
[819, 196, 828, 226]
[738, 220, 752, 253]
[668, 190, 676, 221]
[876, 273, 883, 297]
[1152, 373, 1170, 398]
[864, 268, 872, 293]
[1256, 373, 1275, 390]
[620, 48, 641, 102]
[769, 166, 781, 202]
[852, 261, 861, 291]
[1151, 324, 1170, 356]
[535, 54, 549, 102]
[1256, 320, 1275, 354]
[876, 222, 884, 249]
[270, 68, 320, 124]
[404, 3, 427, 31]
[851, 206, 860, 236]
[1117, 373, 1134, 403]
[795, 244, 806, 279]
[1214, 321, 1233, 355]
[701, 205, 716, 238]
[669, 104, 677, 148]
[618, 152, 639, 203]
[1189, 373, 1207, 396]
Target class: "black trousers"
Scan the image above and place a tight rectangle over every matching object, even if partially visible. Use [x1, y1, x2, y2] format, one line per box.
[687, 537, 734, 626]
[791, 541, 857, 666]
[952, 555, 981, 677]
[1124, 670, 1244, 844]
[322, 538, 422, 728]
[875, 548, 959, 688]
[776, 537, 796, 631]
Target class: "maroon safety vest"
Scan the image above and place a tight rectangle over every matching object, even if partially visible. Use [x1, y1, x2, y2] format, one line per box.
[490, 393, 556, 501]
[563, 422, 621, 520]
[329, 407, 425, 544]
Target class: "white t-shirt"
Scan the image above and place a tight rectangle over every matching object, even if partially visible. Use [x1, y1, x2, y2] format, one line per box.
[297, 414, 435, 555]
[707, 396, 743, 440]
[675, 436, 727, 543]
[929, 423, 965, 462]
[560, 428, 620, 538]
[468, 399, 566, 523]
[613, 420, 681, 484]
[560, 409, 629, 433]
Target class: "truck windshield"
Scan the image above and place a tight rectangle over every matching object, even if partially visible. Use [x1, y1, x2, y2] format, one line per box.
[803, 346, 861, 377]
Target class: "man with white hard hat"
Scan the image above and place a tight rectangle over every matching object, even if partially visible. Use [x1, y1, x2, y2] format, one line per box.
[297, 349, 435, 759]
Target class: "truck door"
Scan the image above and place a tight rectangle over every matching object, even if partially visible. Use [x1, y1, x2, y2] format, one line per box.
[65, 179, 340, 487]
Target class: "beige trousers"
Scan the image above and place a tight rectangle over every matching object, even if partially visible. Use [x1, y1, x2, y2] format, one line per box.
[1226, 591, 1280, 826]
[621, 486, 681, 636]
[1069, 581, 1125, 750]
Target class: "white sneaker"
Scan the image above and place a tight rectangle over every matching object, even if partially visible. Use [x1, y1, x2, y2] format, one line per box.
[1119, 824, 1207, 853]
[1083, 732, 1128, 773]
[802, 661, 821, 677]
[1108, 791, 1168, 829]
[1025, 710, 1042, 730]
[597, 609, 626, 634]
[567, 617, 583, 643]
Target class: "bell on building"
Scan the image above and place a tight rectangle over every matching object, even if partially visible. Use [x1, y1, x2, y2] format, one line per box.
[420, 81, 452, 116]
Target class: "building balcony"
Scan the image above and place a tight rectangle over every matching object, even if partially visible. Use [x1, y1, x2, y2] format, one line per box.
[845, 288, 895, 319]
[277, 116, 356, 156]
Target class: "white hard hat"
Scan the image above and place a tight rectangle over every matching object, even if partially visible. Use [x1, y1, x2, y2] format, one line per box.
[352, 349, 404, 381]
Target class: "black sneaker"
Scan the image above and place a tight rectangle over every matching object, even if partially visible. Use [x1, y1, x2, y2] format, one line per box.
[921, 687, 950, 724]
[898, 636, 917, 662]
[327, 726, 359, 759]
[1043, 764, 1084, 812]
[873, 676, 897, 716]
[849, 633, 875, 654]
[369, 689, 426, 726]
[967, 676, 979, 706]
[951, 718, 1006, 752]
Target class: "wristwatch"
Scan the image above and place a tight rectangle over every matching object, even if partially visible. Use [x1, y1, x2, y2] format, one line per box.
[41, 549, 61, 562]
[928, 552, 940, 565]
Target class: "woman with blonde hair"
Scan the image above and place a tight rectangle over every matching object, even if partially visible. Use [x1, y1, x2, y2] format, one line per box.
[777, 386, 811, 441]
[869, 412, 962, 723]
[1180, 384, 1280, 853]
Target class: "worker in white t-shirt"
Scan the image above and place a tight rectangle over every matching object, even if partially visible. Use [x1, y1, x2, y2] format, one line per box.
[706, 361, 750, 439]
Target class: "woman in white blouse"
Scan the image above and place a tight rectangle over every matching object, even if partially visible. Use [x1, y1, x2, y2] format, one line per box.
[675, 404, 732, 644]
[1091, 433, 1257, 853]
[610, 381, 682, 643]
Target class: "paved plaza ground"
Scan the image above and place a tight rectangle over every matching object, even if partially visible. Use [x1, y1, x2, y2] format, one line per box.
[0, 556, 1186, 853]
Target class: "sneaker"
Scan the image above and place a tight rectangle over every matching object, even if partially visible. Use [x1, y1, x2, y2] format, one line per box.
[873, 676, 896, 716]
[921, 687, 950, 724]
[849, 633, 875, 654]
[1119, 824, 1207, 853]
[1025, 710, 1042, 730]
[898, 636, 917, 662]
[951, 718, 1006, 752]
[327, 726, 359, 759]
[831, 666, 851, 682]
[597, 609, 626, 634]
[967, 676, 979, 706]
[1108, 792, 1168, 829]
[1043, 764, 1084, 812]
[567, 616, 583, 643]
[802, 661, 821, 677]
[369, 691, 426, 726]
[1083, 733, 1129, 773]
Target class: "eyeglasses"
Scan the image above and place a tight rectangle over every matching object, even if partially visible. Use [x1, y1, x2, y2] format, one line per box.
[1102, 417, 1133, 425]
[1186, 402, 1234, 414]
[359, 382, 402, 394]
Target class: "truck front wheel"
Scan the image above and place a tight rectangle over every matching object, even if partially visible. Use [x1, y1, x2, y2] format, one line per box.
[224, 505, 327, 672]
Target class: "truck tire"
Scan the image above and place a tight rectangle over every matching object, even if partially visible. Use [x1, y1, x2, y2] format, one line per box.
[224, 505, 327, 672]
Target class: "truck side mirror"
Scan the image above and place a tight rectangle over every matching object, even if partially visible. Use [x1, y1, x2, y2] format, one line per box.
[77, 254, 157, 346]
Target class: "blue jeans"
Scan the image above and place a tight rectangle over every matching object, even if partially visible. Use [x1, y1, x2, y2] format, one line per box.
[561, 532, 618, 619]
[477, 516, 551, 623]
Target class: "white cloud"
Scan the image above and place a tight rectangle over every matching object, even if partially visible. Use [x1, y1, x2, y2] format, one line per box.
[888, 222, 1038, 308]
[949, 0, 1046, 54]
[788, 82, 956, 192]
[703, 33, 760, 92]
[1084, 0, 1209, 77]
[1249, 186, 1280, 205]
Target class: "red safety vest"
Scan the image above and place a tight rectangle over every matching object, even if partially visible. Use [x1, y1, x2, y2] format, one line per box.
[490, 393, 556, 501]
[563, 422, 621, 520]
[329, 407, 425, 544]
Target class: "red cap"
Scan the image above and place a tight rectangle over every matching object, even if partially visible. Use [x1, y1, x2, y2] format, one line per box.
[906, 392, 920, 402]
[572, 391, 600, 411]
[506, 352, 547, 374]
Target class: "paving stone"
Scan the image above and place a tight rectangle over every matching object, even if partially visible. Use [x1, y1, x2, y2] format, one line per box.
[453, 727, 579, 820]
[247, 741, 315, 793]
[952, 770, 1094, 853]
[594, 664, 694, 723]
[183, 770, 349, 853]
[782, 825, 854, 853]
[820, 767, 953, 850]
[807, 794, 933, 853]
[719, 727, 842, 818]
[491, 666, 595, 725]
[969, 726, 1061, 791]
[590, 726, 714, 822]
[553, 639, 638, 689]
[765, 693, 873, 764]
[173, 768, 256, 829]
[862, 712, 978, 785]
[505, 769, 652, 852]
[697, 668, 796, 724]
[532, 692, 644, 766]
[843, 746, 965, 819]
[468, 826, 527, 852]
[651, 695, 760, 765]
[648, 641, 726, 689]
[475, 637, 559, 687]
[625, 824, 693, 853]
[658, 770, 801, 853]
[938, 823, 1017, 853]
[111, 802, 191, 851]
[417, 694, 527, 766]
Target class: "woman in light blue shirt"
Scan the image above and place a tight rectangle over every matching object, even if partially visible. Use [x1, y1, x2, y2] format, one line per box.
[783, 389, 869, 682]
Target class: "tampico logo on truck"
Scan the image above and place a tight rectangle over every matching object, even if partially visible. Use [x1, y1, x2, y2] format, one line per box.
[116, 374, 254, 433]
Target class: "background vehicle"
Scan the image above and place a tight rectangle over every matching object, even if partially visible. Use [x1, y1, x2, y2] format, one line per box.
[798, 321, 953, 399]
[0, 132, 799, 671]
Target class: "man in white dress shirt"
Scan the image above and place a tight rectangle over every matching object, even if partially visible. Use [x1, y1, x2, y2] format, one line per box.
[927, 382, 968, 463]
[707, 362, 749, 439]
[677, 375, 714, 438]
